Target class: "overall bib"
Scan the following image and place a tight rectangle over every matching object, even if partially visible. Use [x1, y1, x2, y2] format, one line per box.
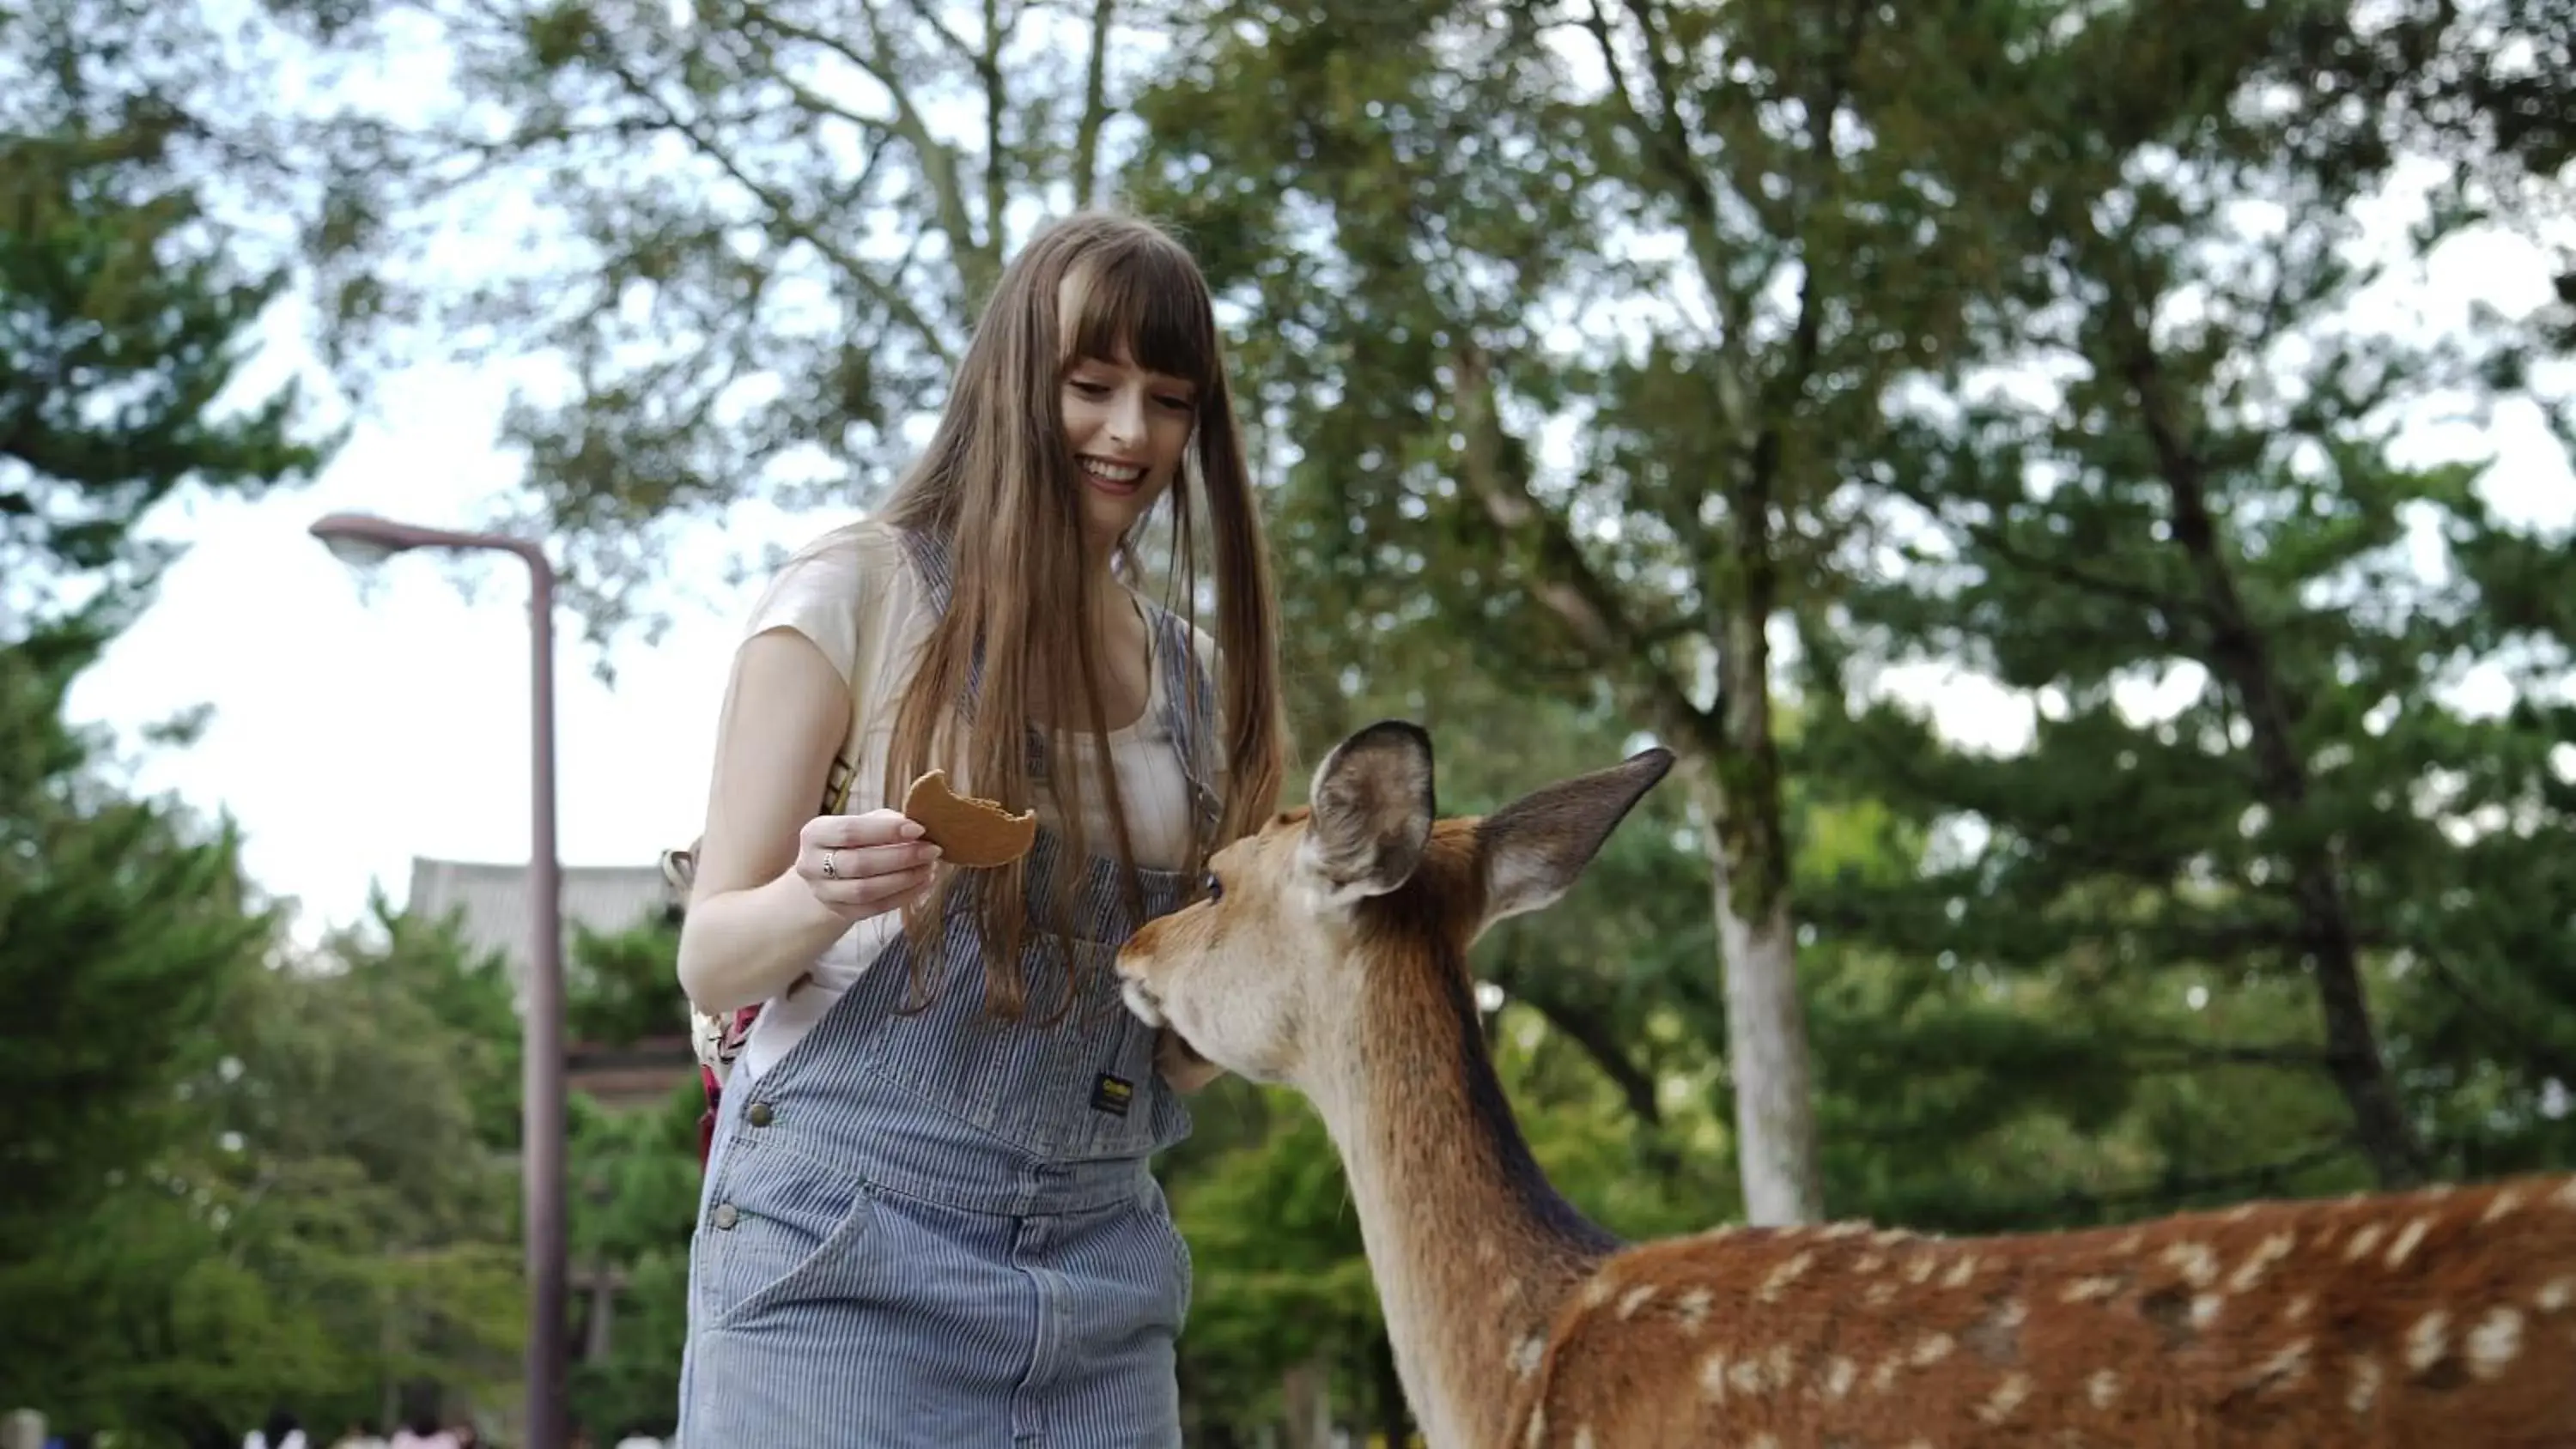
[676, 530, 1218, 1447]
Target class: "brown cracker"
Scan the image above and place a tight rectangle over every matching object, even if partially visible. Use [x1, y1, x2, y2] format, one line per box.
[902, 768, 1037, 868]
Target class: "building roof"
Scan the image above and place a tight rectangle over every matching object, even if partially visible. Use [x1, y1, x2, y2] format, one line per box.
[404, 856, 683, 997]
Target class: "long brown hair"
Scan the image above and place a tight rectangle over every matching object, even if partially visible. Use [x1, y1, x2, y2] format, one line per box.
[878, 209, 1286, 1023]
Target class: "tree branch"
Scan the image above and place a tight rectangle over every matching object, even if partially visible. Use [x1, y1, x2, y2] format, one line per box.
[1586, 0, 1742, 360]
[895, 0, 980, 65]
[1510, 990, 1664, 1131]
[979, 0, 1007, 244]
[2102, 261, 2426, 1189]
[1449, 343, 1721, 761]
[2412, 945, 2576, 1084]
[1072, 0, 1116, 208]
[591, 57, 956, 370]
[1886, 485, 2205, 630]
[1515, 989, 1687, 1184]
[2038, 1139, 2355, 1222]
[741, 0, 995, 297]
[2121, 1038, 2336, 1072]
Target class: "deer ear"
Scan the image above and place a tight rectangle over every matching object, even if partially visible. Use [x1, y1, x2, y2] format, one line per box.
[1298, 720, 1437, 906]
[1474, 747, 1676, 934]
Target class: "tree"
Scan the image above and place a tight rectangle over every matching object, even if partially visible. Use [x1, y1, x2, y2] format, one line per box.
[1121, 0, 2032, 1222]
[0, 633, 286, 1443]
[2, 0, 335, 1364]
[0, 634, 273, 1233]
[2, 0, 335, 637]
[270, 0, 1198, 638]
[565, 1083, 703, 1441]
[0, 882, 528, 1443]
[0, 7, 361, 1434]
[568, 915, 693, 1047]
[1797, 0, 2576, 1191]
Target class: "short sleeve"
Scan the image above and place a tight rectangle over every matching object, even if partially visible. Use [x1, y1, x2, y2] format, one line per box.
[739, 525, 886, 689]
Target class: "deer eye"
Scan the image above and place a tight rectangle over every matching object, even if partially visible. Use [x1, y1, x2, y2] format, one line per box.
[1201, 870, 1224, 902]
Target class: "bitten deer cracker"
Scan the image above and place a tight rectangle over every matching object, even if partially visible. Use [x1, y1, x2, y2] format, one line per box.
[902, 769, 1038, 868]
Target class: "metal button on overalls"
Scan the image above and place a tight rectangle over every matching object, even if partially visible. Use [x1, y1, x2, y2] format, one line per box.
[746, 1101, 775, 1127]
[713, 1203, 739, 1230]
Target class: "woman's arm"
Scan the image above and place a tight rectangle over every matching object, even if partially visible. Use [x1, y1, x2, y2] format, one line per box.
[675, 627, 939, 1014]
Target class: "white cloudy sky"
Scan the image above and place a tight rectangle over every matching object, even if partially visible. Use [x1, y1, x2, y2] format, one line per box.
[52, 25, 2575, 948]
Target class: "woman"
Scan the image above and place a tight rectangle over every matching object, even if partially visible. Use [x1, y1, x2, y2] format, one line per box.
[673, 209, 1287, 1446]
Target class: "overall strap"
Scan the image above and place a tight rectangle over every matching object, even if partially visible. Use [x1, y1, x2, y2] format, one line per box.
[896, 524, 957, 612]
[1145, 603, 1225, 851]
[894, 526, 1222, 847]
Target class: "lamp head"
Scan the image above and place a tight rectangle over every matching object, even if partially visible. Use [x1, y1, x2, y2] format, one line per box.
[308, 512, 415, 567]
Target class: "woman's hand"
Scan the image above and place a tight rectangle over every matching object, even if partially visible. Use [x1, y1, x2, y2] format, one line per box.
[1155, 1025, 1227, 1094]
[795, 809, 943, 920]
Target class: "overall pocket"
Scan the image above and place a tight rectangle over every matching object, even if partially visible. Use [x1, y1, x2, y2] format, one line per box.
[860, 930, 1167, 1159]
[1139, 1178, 1194, 1335]
[694, 1140, 880, 1332]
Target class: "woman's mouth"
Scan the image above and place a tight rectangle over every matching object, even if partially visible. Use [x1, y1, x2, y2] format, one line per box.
[1081, 457, 1145, 496]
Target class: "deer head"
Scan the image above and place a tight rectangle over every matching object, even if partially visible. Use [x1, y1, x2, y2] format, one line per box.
[1117, 722, 2576, 1449]
[1118, 718, 1674, 1094]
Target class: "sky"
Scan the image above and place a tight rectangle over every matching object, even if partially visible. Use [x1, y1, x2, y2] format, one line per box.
[57, 324, 818, 945]
[51, 27, 2576, 952]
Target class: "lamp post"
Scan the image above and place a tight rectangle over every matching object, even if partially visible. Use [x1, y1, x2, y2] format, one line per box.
[309, 511, 568, 1449]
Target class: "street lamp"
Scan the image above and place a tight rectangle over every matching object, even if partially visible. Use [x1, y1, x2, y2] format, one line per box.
[309, 510, 568, 1449]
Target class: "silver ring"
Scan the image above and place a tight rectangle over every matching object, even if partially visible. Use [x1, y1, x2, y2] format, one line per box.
[821, 848, 839, 879]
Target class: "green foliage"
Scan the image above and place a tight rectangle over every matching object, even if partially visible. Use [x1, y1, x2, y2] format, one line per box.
[0, 879, 531, 1443]
[0, 0, 336, 637]
[1794, 0, 2576, 1197]
[569, 914, 691, 1046]
[0, 630, 276, 1250]
[566, 1083, 704, 1440]
[1169, 1097, 1381, 1431]
[319, 894, 530, 1154]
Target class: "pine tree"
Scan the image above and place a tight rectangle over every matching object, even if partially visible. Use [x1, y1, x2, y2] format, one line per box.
[2, 0, 332, 637]
[1797, 0, 2576, 1192]
[1, 0, 342, 1421]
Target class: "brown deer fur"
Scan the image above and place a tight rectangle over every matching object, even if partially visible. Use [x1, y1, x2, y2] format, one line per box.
[1115, 721, 2576, 1449]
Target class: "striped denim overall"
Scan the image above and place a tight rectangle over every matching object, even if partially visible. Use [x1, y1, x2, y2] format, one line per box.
[677, 529, 1218, 1448]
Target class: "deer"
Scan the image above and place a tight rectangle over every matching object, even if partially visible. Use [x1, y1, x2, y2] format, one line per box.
[1115, 720, 2576, 1448]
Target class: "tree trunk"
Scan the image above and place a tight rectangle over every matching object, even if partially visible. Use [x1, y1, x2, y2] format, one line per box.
[1692, 761, 1825, 1227]
[2123, 342, 2428, 1189]
[1447, 340, 1826, 1222]
[1279, 1355, 1334, 1449]
[1696, 459, 1826, 1226]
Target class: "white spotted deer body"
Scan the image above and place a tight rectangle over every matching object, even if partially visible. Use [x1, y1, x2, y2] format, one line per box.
[1115, 721, 2576, 1448]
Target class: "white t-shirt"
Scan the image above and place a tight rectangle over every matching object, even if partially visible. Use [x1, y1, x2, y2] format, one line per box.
[734, 519, 1217, 1078]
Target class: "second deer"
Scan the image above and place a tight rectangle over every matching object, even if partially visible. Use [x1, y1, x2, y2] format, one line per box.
[1115, 720, 2576, 1449]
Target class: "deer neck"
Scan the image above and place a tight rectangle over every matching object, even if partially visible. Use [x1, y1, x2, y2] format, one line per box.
[1300, 948, 1620, 1449]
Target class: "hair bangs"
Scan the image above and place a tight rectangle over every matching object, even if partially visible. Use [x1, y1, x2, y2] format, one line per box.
[1062, 239, 1219, 398]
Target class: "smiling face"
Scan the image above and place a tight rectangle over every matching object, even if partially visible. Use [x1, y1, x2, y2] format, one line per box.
[1060, 340, 1196, 552]
[1053, 264, 1209, 557]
